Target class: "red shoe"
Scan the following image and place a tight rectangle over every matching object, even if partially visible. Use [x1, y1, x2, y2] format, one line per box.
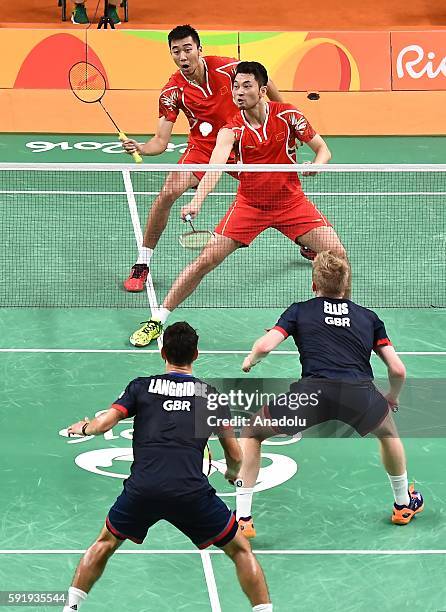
[300, 246, 317, 261]
[123, 264, 149, 292]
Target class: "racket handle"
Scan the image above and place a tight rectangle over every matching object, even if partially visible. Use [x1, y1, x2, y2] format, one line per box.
[119, 131, 143, 164]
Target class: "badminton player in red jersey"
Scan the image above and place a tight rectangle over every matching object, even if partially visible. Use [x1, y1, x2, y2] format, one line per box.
[121, 26, 282, 292]
[130, 61, 348, 347]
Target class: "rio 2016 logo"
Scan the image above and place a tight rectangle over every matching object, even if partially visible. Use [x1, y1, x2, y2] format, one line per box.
[396, 44, 446, 80]
[59, 410, 300, 497]
[26, 141, 188, 154]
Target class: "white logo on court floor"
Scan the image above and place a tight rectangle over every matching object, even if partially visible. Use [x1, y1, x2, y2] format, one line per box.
[72, 448, 298, 497]
[60, 418, 300, 496]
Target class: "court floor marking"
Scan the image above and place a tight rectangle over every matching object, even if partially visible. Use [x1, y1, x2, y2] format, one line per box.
[122, 169, 222, 607]
[122, 169, 162, 351]
[1, 190, 445, 197]
[0, 349, 444, 356]
[122, 173, 223, 605]
[201, 550, 222, 612]
[1, 549, 445, 555]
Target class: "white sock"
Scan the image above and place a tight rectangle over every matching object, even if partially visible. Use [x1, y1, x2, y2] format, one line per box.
[154, 307, 171, 325]
[137, 247, 153, 265]
[236, 487, 254, 520]
[388, 471, 410, 506]
[252, 604, 273, 612]
[63, 587, 87, 611]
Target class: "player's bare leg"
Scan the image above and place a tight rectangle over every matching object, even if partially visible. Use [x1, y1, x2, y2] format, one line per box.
[124, 171, 199, 292]
[239, 437, 262, 488]
[236, 409, 277, 538]
[372, 411, 424, 524]
[298, 226, 351, 298]
[63, 525, 122, 611]
[372, 411, 407, 475]
[163, 234, 241, 310]
[222, 530, 272, 608]
[130, 234, 242, 346]
[143, 171, 199, 250]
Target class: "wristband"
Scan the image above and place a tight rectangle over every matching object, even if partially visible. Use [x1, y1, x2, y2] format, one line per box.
[81, 422, 90, 436]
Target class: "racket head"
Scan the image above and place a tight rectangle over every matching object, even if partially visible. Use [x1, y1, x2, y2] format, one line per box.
[69, 61, 106, 104]
[179, 230, 214, 249]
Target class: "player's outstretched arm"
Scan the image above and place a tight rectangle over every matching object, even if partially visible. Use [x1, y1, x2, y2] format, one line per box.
[266, 78, 283, 103]
[375, 345, 406, 408]
[181, 128, 235, 219]
[67, 407, 125, 437]
[122, 116, 174, 157]
[302, 134, 332, 176]
[242, 329, 287, 372]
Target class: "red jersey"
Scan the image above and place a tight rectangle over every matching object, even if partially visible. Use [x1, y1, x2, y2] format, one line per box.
[159, 56, 239, 154]
[224, 101, 317, 207]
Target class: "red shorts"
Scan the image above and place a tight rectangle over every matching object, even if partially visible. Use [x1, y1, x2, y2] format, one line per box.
[214, 194, 331, 246]
[178, 144, 237, 181]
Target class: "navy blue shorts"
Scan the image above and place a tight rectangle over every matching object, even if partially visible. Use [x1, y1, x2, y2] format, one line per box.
[106, 488, 238, 549]
[267, 378, 389, 437]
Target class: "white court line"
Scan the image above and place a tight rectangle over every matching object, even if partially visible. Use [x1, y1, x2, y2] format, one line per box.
[122, 170, 162, 351]
[122, 171, 225, 612]
[1, 190, 445, 197]
[0, 349, 444, 356]
[200, 551, 222, 612]
[0, 549, 445, 555]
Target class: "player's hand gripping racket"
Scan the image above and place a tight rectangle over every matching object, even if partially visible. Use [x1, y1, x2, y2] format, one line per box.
[179, 213, 214, 249]
[69, 62, 142, 164]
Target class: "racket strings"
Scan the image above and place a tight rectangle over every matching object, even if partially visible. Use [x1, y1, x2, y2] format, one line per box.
[69, 62, 106, 103]
[179, 230, 214, 249]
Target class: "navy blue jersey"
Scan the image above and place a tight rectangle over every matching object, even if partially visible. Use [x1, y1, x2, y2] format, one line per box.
[112, 373, 230, 500]
[274, 297, 391, 381]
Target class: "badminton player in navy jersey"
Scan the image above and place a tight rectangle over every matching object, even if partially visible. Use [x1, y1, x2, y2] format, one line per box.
[64, 322, 272, 612]
[236, 251, 423, 539]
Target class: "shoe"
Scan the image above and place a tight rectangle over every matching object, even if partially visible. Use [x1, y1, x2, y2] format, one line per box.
[300, 246, 317, 261]
[238, 517, 256, 539]
[107, 4, 121, 24]
[71, 3, 90, 24]
[392, 484, 424, 525]
[124, 264, 149, 292]
[130, 319, 163, 347]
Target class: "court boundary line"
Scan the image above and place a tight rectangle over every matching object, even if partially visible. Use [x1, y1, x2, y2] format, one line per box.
[122, 169, 162, 352]
[0, 549, 445, 555]
[121, 171, 222, 607]
[200, 551, 222, 612]
[0, 349, 444, 356]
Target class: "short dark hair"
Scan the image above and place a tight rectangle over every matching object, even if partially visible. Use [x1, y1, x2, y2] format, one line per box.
[162, 322, 199, 366]
[168, 25, 201, 49]
[235, 61, 268, 87]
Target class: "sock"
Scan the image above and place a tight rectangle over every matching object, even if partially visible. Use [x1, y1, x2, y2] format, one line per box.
[136, 247, 153, 266]
[252, 604, 273, 612]
[63, 587, 87, 611]
[236, 487, 254, 520]
[388, 471, 410, 506]
[154, 307, 171, 325]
